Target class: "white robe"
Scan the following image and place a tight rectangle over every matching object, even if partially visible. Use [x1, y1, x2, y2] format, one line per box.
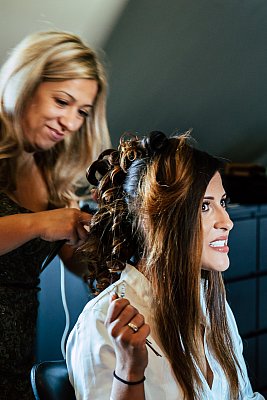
[66, 264, 265, 400]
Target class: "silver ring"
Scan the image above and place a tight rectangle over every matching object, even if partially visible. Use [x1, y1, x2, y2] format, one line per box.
[127, 322, 139, 332]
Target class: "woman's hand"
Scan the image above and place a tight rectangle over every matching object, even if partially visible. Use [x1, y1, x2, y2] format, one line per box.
[33, 208, 91, 246]
[0, 208, 91, 256]
[105, 293, 150, 382]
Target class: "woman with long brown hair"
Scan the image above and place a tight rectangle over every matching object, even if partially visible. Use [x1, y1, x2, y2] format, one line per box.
[66, 131, 263, 399]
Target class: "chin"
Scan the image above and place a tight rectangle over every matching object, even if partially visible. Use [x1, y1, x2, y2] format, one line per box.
[201, 260, 230, 272]
[217, 264, 230, 272]
[201, 252, 230, 272]
[24, 141, 51, 153]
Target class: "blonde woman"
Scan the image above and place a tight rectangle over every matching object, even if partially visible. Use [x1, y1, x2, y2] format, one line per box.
[0, 31, 110, 399]
[67, 131, 264, 400]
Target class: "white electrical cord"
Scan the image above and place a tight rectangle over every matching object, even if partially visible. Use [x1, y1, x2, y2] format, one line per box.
[60, 259, 70, 359]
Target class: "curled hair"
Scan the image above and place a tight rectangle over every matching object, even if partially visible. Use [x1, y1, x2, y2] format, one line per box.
[82, 131, 168, 294]
[82, 130, 240, 399]
[0, 30, 110, 206]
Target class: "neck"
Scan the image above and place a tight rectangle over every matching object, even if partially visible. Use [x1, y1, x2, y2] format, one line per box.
[17, 151, 36, 169]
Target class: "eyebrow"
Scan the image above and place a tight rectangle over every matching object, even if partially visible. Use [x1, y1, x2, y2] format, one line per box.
[55, 90, 94, 108]
[203, 193, 227, 200]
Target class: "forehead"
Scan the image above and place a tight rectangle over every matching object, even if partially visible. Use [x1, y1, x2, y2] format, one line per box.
[204, 171, 224, 195]
[35, 79, 98, 104]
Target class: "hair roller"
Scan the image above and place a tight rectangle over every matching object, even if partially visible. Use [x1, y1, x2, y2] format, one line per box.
[86, 149, 117, 186]
[123, 159, 148, 199]
[86, 159, 109, 186]
[141, 130, 169, 156]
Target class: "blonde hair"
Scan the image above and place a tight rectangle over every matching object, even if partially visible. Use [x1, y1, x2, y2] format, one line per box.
[0, 30, 110, 206]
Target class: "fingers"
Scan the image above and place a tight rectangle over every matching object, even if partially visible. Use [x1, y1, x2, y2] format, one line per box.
[37, 207, 92, 244]
[110, 292, 119, 303]
[106, 297, 131, 325]
[65, 209, 91, 246]
[124, 314, 150, 342]
[74, 221, 90, 245]
[126, 323, 150, 343]
[79, 211, 92, 226]
[127, 313, 145, 332]
[105, 297, 150, 343]
[105, 296, 150, 376]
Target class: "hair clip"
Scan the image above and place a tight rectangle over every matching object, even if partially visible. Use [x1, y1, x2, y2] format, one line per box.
[106, 259, 125, 273]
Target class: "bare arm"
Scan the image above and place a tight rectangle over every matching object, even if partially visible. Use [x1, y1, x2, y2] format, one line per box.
[105, 294, 150, 400]
[0, 208, 91, 256]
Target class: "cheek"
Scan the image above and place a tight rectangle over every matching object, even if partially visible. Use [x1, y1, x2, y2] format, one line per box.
[23, 102, 40, 125]
[29, 96, 55, 119]
[200, 240, 209, 267]
[76, 119, 85, 131]
[21, 110, 33, 136]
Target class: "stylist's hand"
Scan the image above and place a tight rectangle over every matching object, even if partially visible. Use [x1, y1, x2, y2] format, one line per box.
[105, 293, 150, 381]
[33, 208, 91, 246]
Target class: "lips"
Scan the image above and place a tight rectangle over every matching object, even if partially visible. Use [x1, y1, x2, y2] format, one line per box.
[209, 238, 229, 253]
[47, 126, 65, 142]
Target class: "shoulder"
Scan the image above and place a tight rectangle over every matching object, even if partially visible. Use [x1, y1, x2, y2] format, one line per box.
[76, 287, 112, 325]
[75, 263, 148, 328]
[73, 271, 131, 329]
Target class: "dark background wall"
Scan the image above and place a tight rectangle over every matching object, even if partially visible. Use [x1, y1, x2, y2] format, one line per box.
[104, 0, 267, 166]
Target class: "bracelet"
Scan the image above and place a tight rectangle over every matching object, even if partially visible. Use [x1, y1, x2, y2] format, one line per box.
[113, 371, 146, 385]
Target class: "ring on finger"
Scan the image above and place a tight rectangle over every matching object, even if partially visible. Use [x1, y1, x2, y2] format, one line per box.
[127, 322, 139, 333]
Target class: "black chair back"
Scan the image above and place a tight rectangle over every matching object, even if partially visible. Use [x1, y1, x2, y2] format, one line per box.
[31, 360, 76, 400]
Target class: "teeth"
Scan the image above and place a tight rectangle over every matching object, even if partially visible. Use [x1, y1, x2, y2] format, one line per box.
[209, 240, 226, 247]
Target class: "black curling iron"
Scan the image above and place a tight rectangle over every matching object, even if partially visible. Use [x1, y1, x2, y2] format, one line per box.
[40, 201, 98, 272]
[41, 239, 67, 272]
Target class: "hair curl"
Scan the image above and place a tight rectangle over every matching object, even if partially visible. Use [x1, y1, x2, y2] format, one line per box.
[83, 131, 167, 294]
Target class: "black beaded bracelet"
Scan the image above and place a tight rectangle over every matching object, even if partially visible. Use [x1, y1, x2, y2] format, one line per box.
[113, 371, 146, 385]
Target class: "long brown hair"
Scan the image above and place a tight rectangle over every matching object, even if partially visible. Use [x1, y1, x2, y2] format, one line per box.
[83, 131, 241, 399]
[0, 30, 110, 206]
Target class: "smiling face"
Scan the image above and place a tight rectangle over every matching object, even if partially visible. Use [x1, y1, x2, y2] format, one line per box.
[201, 171, 234, 272]
[21, 79, 98, 151]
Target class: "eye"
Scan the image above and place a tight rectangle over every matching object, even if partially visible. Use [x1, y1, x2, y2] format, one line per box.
[202, 201, 210, 212]
[55, 98, 68, 106]
[221, 197, 230, 208]
[78, 109, 90, 119]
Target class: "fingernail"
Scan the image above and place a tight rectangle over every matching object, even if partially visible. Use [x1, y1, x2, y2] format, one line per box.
[110, 291, 118, 301]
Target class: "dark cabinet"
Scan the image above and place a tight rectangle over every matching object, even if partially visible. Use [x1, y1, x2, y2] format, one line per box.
[225, 204, 267, 393]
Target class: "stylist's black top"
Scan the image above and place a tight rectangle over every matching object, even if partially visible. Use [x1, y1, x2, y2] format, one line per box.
[0, 192, 55, 400]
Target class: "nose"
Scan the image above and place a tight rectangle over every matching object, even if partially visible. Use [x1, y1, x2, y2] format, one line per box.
[214, 209, 234, 231]
[58, 109, 82, 133]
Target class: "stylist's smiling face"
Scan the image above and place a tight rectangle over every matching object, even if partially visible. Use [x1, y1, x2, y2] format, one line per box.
[201, 172, 234, 272]
[22, 79, 98, 151]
